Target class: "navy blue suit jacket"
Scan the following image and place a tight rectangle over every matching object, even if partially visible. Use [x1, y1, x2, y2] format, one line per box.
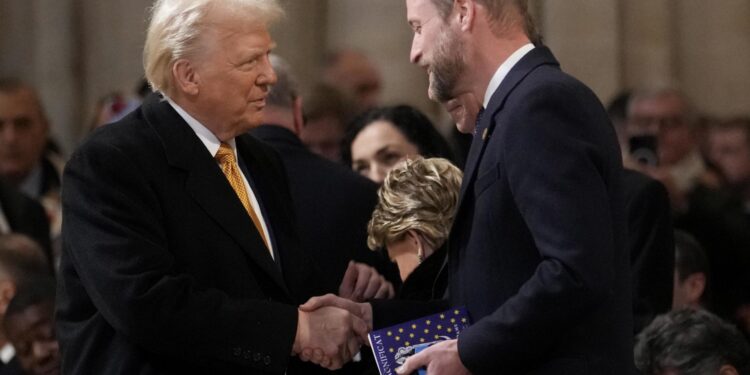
[448, 46, 632, 374]
[0, 179, 52, 259]
[622, 169, 674, 333]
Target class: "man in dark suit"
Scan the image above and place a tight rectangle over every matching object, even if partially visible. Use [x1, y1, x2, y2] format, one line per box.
[400, 0, 633, 370]
[251, 54, 397, 375]
[0, 79, 64, 252]
[250, 55, 398, 298]
[608, 93, 675, 333]
[57, 1, 368, 374]
[622, 169, 674, 333]
[0, 179, 51, 260]
[304, 0, 632, 373]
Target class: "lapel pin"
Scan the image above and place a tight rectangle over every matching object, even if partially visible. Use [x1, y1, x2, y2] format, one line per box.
[482, 128, 489, 141]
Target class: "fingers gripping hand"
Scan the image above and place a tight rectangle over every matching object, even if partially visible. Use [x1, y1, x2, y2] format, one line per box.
[339, 261, 395, 301]
[294, 306, 367, 370]
[300, 293, 373, 333]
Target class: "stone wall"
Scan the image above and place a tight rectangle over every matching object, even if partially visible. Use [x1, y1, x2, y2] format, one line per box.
[1, 1, 748, 153]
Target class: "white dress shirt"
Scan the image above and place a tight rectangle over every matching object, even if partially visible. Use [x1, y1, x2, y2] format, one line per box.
[483, 43, 535, 108]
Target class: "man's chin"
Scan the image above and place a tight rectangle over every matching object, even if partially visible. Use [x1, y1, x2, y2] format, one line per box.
[427, 86, 450, 103]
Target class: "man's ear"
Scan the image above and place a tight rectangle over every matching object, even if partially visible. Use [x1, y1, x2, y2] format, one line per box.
[455, 0, 477, 32]
[172, 59, 200, 96]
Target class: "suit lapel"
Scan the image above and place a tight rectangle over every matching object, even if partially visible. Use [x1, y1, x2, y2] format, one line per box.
[455, 46, 560, 214]
[141, 94, 290, 297]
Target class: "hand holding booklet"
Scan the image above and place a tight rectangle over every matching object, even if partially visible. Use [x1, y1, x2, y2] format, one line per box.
[367, 307, 472, 375]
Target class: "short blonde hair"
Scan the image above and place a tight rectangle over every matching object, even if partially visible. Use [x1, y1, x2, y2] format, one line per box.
[367, 157, 463, 251]
[144, 0, 283, 96]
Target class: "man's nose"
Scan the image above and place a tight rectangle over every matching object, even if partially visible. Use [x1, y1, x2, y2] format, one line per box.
[410, 36, 422, 65]
[258, 55, 277, 86]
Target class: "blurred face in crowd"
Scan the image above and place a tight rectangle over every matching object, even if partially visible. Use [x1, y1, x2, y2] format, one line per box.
[325, 52, 382, 111]
[300, 116, 345, 162]
[5, 302, 60, 375]
[350, 120, 419, 184]
[627, 93, 695, 166]
[671, 270, 705, 310]
[180, 12, 277, 140]
[407, 0, 467, 102]
[0, 88, 49, 184]
[707, 126, 750, 188]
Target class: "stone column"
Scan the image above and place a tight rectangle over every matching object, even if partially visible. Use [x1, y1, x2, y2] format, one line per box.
[676, 0, 750, 116]
[0, 1, 36, 80]
[620, 0, 678, 90]
[78, 0, 153, 141]
[325, 0, 435, 119]
[541, 0, 621, 103]
[271, 0, 328, 95]
[31, 0, 79, 154]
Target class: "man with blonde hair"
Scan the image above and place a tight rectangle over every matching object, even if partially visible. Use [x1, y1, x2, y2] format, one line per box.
[0, 79, 61, 256]
[57, 1, 368, 374]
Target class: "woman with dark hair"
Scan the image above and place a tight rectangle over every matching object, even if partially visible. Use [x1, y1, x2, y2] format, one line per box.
[342, 105, 454, 184]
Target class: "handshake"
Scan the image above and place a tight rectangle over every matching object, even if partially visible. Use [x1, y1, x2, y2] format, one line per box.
[292, 261, 391, 370]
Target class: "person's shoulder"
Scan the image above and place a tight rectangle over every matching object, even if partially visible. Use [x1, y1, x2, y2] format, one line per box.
[623, 168, 670, 208]
[522, 64, 597, 102]
[305, 153, 378, 194]
[69, 108, 162, 173]
[0, 178, 40, 211]
[624, 168, 664, 191]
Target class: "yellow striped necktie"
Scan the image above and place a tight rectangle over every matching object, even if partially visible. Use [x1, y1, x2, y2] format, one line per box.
[215, 142, 271, 252]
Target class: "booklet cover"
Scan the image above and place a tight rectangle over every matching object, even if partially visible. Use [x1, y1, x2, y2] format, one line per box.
[367, 307, 472, 375]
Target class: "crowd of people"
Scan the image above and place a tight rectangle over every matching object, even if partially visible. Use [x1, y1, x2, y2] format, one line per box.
[1, 0, 749, 374]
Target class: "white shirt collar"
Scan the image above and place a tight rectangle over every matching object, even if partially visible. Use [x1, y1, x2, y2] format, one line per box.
[163, 96, 237, 156]
[483, 43, 535, 108]
[0, 343, 15, 364]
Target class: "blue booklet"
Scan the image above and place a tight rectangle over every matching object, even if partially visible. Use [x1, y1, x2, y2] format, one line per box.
[367, 307, 472, 375]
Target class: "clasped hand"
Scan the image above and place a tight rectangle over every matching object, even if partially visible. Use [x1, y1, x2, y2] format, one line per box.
[293, 304, 368, 370]
[293, 262, 391, 370]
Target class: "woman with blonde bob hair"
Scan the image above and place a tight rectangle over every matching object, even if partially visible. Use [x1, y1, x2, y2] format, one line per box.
[367, 157, 462, 299]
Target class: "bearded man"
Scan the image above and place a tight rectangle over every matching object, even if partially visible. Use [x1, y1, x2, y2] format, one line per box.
[303, 1, 633, 374]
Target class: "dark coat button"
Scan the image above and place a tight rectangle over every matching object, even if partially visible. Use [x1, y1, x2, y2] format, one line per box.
[263, 355, 271, 365]
[243, 349, 252, 360]
[232, 347, 241, 357]
[253, 352, 262, 362]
